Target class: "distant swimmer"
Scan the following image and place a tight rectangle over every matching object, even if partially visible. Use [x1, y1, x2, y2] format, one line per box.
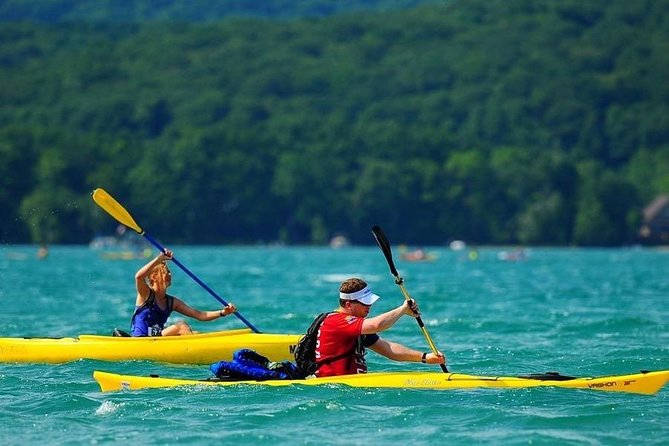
[468, 249, 479, 261]
[37, 244, 49, 259]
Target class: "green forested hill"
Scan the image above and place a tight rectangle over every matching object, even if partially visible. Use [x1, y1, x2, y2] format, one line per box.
[0, 0, 445, 22]
[1, 0, 668, 245]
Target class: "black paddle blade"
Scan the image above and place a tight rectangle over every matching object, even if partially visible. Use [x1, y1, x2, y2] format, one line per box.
[371, 225, 399, 277]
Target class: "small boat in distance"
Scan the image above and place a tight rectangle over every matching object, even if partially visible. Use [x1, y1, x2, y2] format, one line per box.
[498, 248, 527, 262]
[329, 235, 350, 249]
[399, 247, 437, 262]
[91, 224, 153, 260]
[100, 249, 152, 261]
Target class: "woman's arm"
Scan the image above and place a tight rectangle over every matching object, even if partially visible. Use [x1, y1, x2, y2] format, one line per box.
[172, 298, 237, 321]
[134, 250, 172, 304]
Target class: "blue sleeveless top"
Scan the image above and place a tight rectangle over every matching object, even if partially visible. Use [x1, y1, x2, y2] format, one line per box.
[130, 290, 174, 337]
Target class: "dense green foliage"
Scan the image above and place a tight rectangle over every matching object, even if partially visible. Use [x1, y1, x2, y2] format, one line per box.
[1, 0, 668, 245]
[0, 0, 444, 22]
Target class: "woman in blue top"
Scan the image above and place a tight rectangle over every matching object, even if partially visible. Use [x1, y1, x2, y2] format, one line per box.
[131, 249, 237, 336]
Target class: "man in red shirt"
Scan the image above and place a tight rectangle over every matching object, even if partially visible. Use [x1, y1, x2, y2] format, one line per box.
[314, 277, 446, 377]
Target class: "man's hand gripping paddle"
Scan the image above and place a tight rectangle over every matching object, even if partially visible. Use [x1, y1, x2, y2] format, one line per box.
[372, 225, 447, 372]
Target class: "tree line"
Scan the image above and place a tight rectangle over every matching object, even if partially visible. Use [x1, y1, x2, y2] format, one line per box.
[0, 0, 445, 22]
[1, 0, 668, 246]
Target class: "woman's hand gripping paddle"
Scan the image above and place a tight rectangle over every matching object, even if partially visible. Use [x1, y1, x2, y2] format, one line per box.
[92, 188, 260, 333]
[371, 225, 447, 372]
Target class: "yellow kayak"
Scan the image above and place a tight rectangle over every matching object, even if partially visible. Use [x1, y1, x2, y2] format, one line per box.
[93, 369, 669, 395]
[0, 329, 300, 364]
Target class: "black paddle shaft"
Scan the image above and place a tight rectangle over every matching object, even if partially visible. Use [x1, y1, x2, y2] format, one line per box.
[371, 225, 448, 373]
[371, 225, 400, 279]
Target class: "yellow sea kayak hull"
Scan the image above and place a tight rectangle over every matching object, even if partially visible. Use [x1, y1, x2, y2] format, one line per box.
[0, 329, 300, 364]
[93, 369, 669, 395]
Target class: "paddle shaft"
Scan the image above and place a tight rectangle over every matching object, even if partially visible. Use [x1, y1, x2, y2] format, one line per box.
[372, 225, 448, 373]
[141, 233, 260, 333]
[92, 188, 260, 333]
[395, 279, 443, 361]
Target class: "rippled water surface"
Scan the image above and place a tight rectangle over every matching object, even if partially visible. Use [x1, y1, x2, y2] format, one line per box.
[1, 245, 667, 445]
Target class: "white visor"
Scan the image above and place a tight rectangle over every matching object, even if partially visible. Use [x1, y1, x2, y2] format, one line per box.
[339, 286, 380, 305]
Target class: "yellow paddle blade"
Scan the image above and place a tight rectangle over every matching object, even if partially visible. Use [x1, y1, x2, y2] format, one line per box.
[92, 188, 144, 234]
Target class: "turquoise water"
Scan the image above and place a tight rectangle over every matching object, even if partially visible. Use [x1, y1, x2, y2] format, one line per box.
[1, 245, 667, 445]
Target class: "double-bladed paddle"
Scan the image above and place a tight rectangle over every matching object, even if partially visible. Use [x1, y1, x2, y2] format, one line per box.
[92, 188, 260, 333]
[371, 225, 448, 372]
